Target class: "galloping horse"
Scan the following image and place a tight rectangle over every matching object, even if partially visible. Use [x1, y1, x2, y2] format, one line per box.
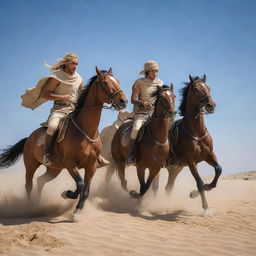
[154, 75, 222, 216]
[0, 67, 127, 212]
[112, 85, 176, 199]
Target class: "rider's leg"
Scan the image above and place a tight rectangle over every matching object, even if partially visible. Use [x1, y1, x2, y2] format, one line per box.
[43, 115, 61, 166]
[126, 115, 145, 166]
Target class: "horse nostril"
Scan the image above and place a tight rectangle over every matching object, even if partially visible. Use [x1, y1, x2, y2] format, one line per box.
[120, 99, 127, 107]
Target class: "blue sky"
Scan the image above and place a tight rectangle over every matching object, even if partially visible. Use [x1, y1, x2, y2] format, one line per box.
[0, 0, 255, 174]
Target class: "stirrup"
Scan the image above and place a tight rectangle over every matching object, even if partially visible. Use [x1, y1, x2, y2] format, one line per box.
[42, 153, 52, 167]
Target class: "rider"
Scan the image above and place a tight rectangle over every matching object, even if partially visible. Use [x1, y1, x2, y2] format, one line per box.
[126, 60, 164, 166]
[21, 53, 108, 167]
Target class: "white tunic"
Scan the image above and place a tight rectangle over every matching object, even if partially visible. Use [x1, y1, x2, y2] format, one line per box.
[21, 70, 83, 111]
[132, 77, 163, 116]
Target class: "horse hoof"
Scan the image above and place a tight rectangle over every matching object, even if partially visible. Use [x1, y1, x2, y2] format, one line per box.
[165, 186, 173, 195]
[129, 190, 140, 199]
[190, 189, 200, 198]
[61, 191, 68, 199]
[204, 184, 212, 191]
[74, 208, 83, 215]
[203, 209, 213, 218]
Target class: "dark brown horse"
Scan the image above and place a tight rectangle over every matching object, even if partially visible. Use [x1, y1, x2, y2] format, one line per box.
[153, 75, 222, 216]
[112, 85, 176, 199]
[0, 67, 127, 213]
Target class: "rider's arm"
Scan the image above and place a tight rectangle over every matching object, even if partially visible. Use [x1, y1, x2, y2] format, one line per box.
[131, 83, 144, 106]
[131, 83, 150, 108]
[40, 78, 72, 102]
[78, 81, 84, 91]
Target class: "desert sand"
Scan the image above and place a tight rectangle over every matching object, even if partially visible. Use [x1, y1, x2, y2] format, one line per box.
[0, 165, 255, 256]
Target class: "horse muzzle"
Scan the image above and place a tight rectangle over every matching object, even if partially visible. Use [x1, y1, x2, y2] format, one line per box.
[167, 110, 177, 120]
[205, 103, 216, 114]
[113, 98, 128, 111]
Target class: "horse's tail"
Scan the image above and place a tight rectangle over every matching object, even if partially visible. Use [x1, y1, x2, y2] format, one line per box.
[0, 138, 27, 168]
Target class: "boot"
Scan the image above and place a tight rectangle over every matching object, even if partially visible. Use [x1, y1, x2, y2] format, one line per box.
[126, 138, 136, 166]
[96, 154, 109, 169]
[42, 134, 55, 167]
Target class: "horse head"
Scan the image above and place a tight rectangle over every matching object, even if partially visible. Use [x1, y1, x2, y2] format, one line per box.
[153, 84, 176, 120]
[95, 66, 128, 110]
[188, 74, 216, 114]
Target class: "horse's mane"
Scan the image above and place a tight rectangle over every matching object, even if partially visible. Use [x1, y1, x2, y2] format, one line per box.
[74, 70, 108, 115]
[179, 76, 200, 116]
[151, 84, 170, 99]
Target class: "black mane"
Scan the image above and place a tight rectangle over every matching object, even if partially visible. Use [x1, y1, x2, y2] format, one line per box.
[178, 76, 200, 116]
[74, 70, 108, 115]
[151, 84, 170, 99]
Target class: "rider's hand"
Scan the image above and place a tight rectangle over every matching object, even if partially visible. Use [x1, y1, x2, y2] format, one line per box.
[143, 102, 151, 109]
[60, 95, 72, 102]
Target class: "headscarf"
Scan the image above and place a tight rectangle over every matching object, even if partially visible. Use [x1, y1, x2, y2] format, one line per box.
[139, 60, 159, 75]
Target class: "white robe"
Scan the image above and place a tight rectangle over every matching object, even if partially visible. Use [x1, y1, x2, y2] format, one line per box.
[21, 70, 83, 110]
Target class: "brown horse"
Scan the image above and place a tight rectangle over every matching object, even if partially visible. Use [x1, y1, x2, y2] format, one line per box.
[153, 75, 222, 216]
[112, 85, 176, 199]
[0, 67, 127, 213]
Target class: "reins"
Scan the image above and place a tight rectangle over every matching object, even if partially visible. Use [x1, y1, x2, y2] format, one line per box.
[71, 73, 123, 142]
[146, 87, 175, 146]
[147, 125, 168, 146]
[71, 114, 99, 143]
[181, 121, 208, 141]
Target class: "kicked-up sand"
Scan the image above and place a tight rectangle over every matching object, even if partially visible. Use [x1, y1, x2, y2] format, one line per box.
[0, 165, 255, 256]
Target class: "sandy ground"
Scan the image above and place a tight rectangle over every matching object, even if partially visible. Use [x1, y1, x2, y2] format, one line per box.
[0, 165, 255, 256]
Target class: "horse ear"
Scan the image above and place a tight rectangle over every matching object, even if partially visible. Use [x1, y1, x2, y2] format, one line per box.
[170, 83, 174, 91]
[108, 68, 113, 76]
[189, 74, 194, 83]
[96, 66, 104, 79]
[202, 74, 206, 82]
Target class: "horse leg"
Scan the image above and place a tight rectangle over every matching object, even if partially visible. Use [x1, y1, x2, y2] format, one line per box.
[130, 166, 145, 198]
[117, 161, 128, 191]
[204, 152, 222, 191]
[37, 168, 62, 202]
[130, 167, 159, 198]
[62, 167, 85, 200]
[140, 168, 160, 197]
[165, 166, 183, 195]
[105, 164, 114, 183]
[24, 156, 40, 200]
[188, 163, 210, 214]
[75, 165, 97, 212]
[152, 173, 159, 197]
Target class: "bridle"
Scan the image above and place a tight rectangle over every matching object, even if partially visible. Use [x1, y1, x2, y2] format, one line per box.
[182, 79, 211, 140]
[154, 88, 176, 119]
[96, 75, 124, 110]
[190, 80, 212, 117]
[147, 88, 176, 146]
[71, 73, 124, 143]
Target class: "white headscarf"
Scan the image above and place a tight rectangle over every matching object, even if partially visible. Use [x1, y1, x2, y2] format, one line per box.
[139, 60, 159, 74]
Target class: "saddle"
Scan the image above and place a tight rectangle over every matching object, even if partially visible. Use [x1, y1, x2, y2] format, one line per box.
[169, 119, 183, 146]
[40, 113, 72, 143]
[120, 119, 150, 148]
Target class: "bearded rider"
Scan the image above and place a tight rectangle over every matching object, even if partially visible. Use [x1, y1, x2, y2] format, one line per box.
[21, 53, 109, 168]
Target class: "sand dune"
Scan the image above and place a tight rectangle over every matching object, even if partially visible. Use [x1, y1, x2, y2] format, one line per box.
[0, 166, 255, 255]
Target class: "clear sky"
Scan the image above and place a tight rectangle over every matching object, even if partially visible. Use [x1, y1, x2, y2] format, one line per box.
[0, 0, 255, 174]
